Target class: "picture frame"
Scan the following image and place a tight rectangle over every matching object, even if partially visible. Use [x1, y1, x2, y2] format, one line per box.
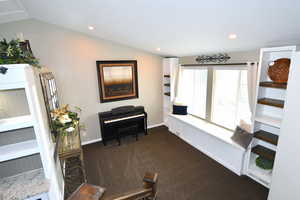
[96, 60, 139, 103]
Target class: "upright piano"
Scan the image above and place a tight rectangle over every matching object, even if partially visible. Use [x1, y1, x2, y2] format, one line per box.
[98, 106, 147, 145]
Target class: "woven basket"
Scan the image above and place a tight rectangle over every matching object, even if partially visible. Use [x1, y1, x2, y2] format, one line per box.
[268, 58, 290, 83]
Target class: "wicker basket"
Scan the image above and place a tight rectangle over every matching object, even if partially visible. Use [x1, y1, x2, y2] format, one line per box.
[268, 58, 290, 83]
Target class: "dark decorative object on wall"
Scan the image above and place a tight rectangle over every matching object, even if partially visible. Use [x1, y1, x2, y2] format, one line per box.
[268, 58, 290, 83]
[195, 53, 231, 63]
[96, 60, 139, 103]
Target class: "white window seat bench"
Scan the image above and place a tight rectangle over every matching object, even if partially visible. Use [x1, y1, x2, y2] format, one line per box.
[167, 114, 246, 175]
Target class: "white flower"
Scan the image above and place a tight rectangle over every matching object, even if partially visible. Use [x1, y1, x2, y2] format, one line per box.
[58, 114, 72, 124]
[65, 127, 75, 132]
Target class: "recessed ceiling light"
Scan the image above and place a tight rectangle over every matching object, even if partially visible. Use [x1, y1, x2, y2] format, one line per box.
[156, 48, 161, 51]
[88, 26, 95, 30]
[228, 34, 237, 39]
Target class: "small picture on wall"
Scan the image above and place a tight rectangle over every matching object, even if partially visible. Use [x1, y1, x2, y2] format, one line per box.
[96, 60, 139, 103]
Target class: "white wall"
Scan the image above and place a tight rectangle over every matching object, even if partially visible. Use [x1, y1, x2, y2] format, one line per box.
[0, 19, 163, 143]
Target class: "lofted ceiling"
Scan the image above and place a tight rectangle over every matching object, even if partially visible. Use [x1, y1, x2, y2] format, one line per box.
[1, 0, 300, 56]
[0, 0, 28, 24]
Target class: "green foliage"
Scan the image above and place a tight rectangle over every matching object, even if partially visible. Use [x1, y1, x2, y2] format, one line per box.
[256, 156, 274, 170]
[0, 38, 41, 68]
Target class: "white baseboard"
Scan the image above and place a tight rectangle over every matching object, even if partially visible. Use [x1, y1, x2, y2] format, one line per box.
[147, 123, 165, 129]
[81, 138, 102, 146]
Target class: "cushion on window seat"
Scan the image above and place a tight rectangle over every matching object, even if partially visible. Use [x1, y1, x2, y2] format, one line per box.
[231, 126, 253, 149]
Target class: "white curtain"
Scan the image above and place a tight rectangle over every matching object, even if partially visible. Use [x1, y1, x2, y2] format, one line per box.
[247, 62, 259, 117]
[240, 62, 258, 132]
[172, 64, 183, 104]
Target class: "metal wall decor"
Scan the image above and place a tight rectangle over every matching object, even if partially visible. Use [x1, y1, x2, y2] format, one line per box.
[39, 72, 60, 141]
[195, 53, 231, 63]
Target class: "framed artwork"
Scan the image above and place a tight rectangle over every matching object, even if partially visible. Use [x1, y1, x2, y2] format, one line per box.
[96, 60, 139, 103]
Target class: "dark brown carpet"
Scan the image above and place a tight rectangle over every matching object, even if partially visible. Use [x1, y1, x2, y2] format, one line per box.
[83, 126, 268, 200]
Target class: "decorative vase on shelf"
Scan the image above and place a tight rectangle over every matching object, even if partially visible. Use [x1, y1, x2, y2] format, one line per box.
[268, 58, 290, 83]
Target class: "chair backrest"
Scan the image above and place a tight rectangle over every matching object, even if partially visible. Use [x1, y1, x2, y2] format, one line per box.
[104, 172, 158, 200]
[67, 172, 158, 200]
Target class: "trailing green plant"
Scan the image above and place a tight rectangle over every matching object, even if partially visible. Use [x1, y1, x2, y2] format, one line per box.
[0, 38, 41, 68]
[256, 156, 274, 170]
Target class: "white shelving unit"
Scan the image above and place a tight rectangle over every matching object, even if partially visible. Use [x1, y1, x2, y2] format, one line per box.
[248, 153, 272, 186]
[0, 115, 33, 132]
[0, 139, 39, 162]
[245, 46, 297, 188]
[162, 57, 179, 127]
[0, 64, 63, 200]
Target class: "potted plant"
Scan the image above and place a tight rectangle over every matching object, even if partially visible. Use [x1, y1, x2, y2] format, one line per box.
[51, 105, 82, 146]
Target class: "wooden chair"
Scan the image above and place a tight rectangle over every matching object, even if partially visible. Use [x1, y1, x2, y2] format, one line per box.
[67, 172, 158, 200]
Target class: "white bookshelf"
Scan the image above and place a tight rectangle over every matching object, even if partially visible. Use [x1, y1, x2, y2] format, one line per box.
[162, 58, 179, 127]
[0, 140, 39, 162]
[0, 115, 33, 132]
[0, 64, 63, 200]
[246, 46, 297, 189]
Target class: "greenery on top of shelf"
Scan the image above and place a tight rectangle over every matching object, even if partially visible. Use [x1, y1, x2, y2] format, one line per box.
[0, 38, 41, 68]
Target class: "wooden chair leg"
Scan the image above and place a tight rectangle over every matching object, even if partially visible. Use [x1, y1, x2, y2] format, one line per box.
[143, 172, 158, 199]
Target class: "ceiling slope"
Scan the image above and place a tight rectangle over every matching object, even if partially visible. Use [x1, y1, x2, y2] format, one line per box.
[4, 0, 300, 56]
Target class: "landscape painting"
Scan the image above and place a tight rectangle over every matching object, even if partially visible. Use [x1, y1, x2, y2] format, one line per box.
[96, 60, 138, 103]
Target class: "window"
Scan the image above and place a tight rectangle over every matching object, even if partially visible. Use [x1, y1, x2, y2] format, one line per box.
[178, 66, 250, 130]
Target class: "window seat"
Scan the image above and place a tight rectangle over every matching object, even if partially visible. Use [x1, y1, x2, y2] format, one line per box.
[167, 114, 246, 175]
[169, 114, 245, 151]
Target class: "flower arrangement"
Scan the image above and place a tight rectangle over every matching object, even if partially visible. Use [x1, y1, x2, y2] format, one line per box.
[0, 38, 41, 68]
[51, 105, 82, 135]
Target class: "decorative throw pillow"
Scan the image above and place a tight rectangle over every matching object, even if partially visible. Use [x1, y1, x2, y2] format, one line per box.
[231, 126, 253, 149]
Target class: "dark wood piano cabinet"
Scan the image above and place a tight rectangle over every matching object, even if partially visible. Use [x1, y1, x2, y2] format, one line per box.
[98, 106, 148, 145]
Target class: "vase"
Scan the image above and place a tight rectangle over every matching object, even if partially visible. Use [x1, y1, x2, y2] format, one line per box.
[62, 130, 78, 151]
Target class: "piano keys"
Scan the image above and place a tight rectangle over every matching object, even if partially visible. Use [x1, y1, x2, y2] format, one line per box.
[104, 113, 145, 124]
[98, 106, 147, 145]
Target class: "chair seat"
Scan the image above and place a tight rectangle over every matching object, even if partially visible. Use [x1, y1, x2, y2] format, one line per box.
[67, 183, 105, 200]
